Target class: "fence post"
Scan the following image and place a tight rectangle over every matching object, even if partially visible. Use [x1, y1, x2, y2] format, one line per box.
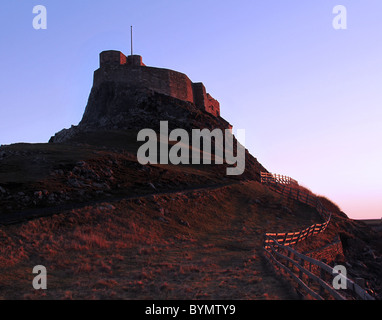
[319, 259, 327, 298]
[298, 257, 305, 291]
[295, 232, 302, 246]
[286, 249, 292, 269]
[283, 233, 288, 246]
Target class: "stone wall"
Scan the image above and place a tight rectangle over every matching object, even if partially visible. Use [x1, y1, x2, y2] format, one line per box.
[205, 93, 220, 117]
[94, 65, 194, 107]
[191, 83, 221, 117]
[96, 50, 221, 118]
[191, 83, 205, 109]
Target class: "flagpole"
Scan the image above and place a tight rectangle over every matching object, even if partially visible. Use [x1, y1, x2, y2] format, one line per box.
[130, 26, 133, 56]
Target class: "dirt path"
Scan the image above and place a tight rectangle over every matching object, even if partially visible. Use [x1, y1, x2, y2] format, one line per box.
[0, 181, 236, 226]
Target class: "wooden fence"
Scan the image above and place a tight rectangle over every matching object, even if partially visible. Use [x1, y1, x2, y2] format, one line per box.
[263, 235, 375, 300]
[262, 173, 331, 248]
[264, 220, 330, 249]
[261, 172, 374, 300]
[261, 172, 298, 186]
[270, 182, 331, 221]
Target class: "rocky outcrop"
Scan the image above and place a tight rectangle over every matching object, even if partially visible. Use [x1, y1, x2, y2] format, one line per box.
[50, 86, 231, 143]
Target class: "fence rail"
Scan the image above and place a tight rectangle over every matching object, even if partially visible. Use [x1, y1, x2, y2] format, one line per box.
[261, 171, 374, 300]
[262, 173, 331, 248]
[264, 220, 330, 249]
[261, 172, 298, 186]
[263, 235, 375, 300]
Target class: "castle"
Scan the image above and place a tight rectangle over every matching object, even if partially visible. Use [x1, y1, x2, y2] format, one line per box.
[96, 50, 221, 118]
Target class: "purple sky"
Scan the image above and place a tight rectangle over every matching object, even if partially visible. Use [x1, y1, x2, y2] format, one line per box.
[0, 1, 381, 219]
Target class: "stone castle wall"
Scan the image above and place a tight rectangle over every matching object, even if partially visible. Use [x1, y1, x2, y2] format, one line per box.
[96, 50, 221, 117]
[206, 93, 220, 117]
[94, 65, 195, 105]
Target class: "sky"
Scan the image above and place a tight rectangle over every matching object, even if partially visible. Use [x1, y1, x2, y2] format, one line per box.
[0, 0, 381, 219]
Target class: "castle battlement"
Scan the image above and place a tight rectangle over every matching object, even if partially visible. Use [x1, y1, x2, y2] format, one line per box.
[95, 50, 221, 117]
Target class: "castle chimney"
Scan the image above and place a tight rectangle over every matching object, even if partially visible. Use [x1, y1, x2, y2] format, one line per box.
[126, 55, 145, 66]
